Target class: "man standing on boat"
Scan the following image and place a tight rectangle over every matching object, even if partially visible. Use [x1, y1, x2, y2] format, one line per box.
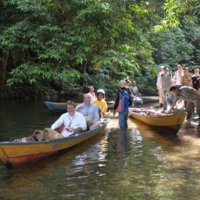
[167, 85, 200, 127]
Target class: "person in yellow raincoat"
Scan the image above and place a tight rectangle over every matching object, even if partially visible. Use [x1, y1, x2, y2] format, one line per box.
[93, 89, 108, 117]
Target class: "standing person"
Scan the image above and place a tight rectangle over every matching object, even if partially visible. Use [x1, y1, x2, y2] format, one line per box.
[167, 85, 200, 127]
[113, 82, 131, 129]
[160, 67, 172, 111]
[182, 67, 192, 107]
[50, 101, 87, 137]
[76, 94, 100, 130]
[156, 66, 165, 107]
[87, 85, 96, 103]
[173, 64, 184, 85]
[182, 67, 192, 87]
[192, 68, 200, 91]
[93, 89, 108, 117]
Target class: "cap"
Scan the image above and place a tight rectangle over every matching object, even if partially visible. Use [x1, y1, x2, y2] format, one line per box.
[97, 89, 105, 95]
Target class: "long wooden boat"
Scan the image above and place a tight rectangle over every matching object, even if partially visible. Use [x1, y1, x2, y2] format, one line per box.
[0, 120, 109, 168]
[44, 101, 66, 113]
[44, 101, 115, 113]
[129, 109, 186, 134]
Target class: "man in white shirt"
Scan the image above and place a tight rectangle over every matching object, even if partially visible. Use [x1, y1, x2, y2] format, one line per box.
[156, 66, 164, 107]
[160, 67, 172, 111]
[51, 101, 87, 137]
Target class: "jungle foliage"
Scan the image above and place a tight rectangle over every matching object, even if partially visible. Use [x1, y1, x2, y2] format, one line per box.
[0, 0, 200, 99]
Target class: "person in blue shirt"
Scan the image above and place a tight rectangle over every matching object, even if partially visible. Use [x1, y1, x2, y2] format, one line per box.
[114, 83, 132, 129]
[76, 94, 100, 130]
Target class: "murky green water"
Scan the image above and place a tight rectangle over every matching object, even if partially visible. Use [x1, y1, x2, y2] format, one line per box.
[0, 100, 200, 200]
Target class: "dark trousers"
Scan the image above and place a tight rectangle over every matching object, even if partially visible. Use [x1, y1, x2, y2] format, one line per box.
[186, 100, 200, 120]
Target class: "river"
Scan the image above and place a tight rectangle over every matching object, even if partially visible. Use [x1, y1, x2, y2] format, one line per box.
[0, 100, 200, 200]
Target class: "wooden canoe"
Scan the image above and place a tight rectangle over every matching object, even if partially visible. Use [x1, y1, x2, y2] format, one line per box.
[44, 101, 67, 113]
[129, 109, 186, 134]
[44, 101, 115, 113]
[0, 120, 109, 168]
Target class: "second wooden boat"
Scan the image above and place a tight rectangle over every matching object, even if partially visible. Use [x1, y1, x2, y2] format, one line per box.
[44, 101, 66, 113]
[129, 109, 186, 134]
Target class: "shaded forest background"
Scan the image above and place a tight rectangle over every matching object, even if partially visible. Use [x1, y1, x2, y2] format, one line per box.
[0, 0, 200, 100]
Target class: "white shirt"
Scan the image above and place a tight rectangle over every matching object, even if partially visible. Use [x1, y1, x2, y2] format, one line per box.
[87, 92, 96, 103]
[51, 112, 87, 137]
[156, 71, 163, 89]
[173, 70, 183, 85]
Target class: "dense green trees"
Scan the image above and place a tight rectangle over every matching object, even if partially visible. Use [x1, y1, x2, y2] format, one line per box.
[0, 0, 200, 99]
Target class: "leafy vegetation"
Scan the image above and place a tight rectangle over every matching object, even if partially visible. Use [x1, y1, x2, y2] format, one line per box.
[0, 0, 200, 99]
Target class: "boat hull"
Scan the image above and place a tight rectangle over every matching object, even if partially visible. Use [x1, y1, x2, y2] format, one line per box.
[0, 121, 109, 168]
[129, 111, 186, 134]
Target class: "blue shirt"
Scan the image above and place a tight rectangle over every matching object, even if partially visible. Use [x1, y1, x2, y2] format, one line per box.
[76, 103, 100, 124]
[120, 90, 129, 113]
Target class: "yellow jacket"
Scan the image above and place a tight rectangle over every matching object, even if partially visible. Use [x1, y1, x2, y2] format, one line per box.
[93, 100, 108, 114]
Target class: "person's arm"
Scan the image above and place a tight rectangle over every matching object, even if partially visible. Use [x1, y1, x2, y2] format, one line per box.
[156, 74, 161, 89]
[92, 106, 100, 124]
[166, 96, 177, 113]
[193, 88, 200, 98]
[77, 114, 87, 131]
[166, 102, 176, 113]
[114, 93, 119, 110]
[102, 101, 108, 114]
[51, 114, 65, 130]
[75, 104, 82, 112]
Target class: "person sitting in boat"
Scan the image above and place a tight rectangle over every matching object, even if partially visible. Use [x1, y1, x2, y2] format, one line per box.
[167, 85, 200, 127]
[129, 81, 143, 107]
[76, 94, 100, 130]
[93, 89, 108, 117]
[50, 101, 87, 137]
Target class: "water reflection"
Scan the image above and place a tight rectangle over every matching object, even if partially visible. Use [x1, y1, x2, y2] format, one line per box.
[2, 101, 200, 199]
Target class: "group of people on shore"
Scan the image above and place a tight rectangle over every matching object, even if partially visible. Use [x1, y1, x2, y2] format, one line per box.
[157, 64, 200, 127]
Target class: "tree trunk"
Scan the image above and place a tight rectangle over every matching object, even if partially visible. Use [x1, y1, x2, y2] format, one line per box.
[0, 50, 9, 90]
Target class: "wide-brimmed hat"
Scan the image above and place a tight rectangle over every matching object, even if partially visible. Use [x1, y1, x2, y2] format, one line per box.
[119, 80, 129, 88]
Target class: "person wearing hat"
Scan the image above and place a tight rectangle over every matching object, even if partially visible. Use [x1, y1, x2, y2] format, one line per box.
[156, 66, 165, 107]
[160, 66, 172, 111]
[113, 81, 131, 129]
[93, 89, 108, 117]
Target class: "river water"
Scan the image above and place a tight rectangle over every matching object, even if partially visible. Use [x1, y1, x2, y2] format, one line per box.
[0, 100, 200, 200]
